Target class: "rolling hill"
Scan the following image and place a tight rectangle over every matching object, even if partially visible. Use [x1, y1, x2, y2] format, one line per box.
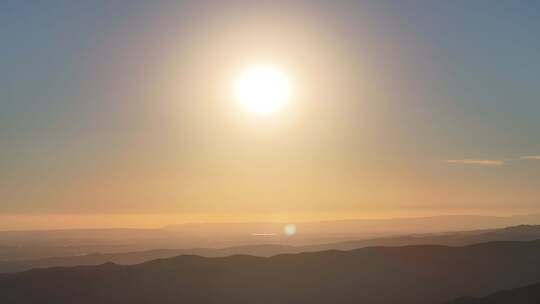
[2, 214, 539, 261]
[447, 281, 540, 304]
[0, 225, 540, 273]
[2, 240, 540, 304]
[2, 224, 540, 274]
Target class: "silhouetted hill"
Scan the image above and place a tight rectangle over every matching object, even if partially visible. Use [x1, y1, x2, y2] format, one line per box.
[3, 214, 539, 261]
[0, 244, 295, 273]
[309, 224, 540, 251]
[447, 281, 540, 304]
[2, 240, 540, 304]
[2, 224, 540, 274]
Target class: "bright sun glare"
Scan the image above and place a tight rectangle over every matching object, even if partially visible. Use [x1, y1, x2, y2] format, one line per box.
[234, 65, 291, 115]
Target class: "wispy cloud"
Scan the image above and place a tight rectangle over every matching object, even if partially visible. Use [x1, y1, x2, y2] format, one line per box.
[251, 233, 277, 236]
[445, 154, 540, 166]
[445, 159, 505, 166]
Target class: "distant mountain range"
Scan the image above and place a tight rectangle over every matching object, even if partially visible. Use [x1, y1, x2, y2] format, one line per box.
[2, 239, 540, 304]
[2, 224, 540, 273]
[447, 281, 540, 304]
[1, 214, 540, 261]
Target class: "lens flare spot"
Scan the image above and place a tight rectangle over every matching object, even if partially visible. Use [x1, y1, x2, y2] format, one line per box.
[284, 224, 297, 236]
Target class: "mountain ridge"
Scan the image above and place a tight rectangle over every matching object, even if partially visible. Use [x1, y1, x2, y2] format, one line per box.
[3, 239, 540, 304]
[2, 224, 540, 273]
[447, 281, 540, 304]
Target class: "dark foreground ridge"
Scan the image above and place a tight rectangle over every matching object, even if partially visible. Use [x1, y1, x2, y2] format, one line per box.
[447, 281, 540, 304]
[2, 240, 540, 304]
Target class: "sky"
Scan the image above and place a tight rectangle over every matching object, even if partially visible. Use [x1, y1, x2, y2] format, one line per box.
[1, 1, 540, 229]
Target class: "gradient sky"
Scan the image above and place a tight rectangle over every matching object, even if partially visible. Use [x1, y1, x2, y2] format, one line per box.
[1, 1, 540, 229]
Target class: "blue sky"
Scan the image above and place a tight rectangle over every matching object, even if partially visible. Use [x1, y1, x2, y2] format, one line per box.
[1, 1, 539, 222]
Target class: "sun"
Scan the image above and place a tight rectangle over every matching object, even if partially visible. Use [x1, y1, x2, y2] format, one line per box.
[234, 65, 291, 115]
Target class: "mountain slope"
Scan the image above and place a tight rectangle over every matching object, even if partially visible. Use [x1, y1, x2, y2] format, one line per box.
[305, 224, 540, 251]
[3, 214, 540, 261]
[0, 244, 295, 273]
[447, 281, 540, 304]
[2, 240, 540, 304]
[2, 224, 540, 274]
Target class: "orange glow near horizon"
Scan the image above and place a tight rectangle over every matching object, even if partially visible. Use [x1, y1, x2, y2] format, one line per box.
[1, 209, 539, 231]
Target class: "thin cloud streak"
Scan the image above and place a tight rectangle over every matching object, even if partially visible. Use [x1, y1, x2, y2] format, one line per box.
[445, 159, 505, 166]
[445, 154, 540, 166]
